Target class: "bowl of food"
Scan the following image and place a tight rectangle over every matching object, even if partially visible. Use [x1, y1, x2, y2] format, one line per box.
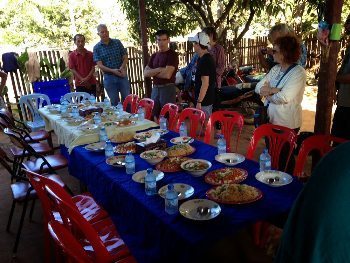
[140, 149, 167, 165]
[180, 159, 212, 177]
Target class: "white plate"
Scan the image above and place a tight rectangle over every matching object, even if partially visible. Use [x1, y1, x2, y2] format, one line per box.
[215, 153, 245, 166]
[158, 184, 194, 200]
[78, 124, 98, 133]
[106, 155, 126, 167]
[179, 199, 221, 221]
[132, 170, 164, 183]
[255, 170, 293, 187]
[150, 129, 168, 135]
[84, 141, 106, 152]
[170, 136, 194, 144]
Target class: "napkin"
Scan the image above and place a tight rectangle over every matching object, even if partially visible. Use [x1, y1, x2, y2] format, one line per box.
[144, 132, 160, 145]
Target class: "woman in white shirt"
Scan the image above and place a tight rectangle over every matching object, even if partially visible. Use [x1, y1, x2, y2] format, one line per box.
[255, 35, 306, 131]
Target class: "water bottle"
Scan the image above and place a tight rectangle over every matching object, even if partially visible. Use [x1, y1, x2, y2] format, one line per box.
[104, 97, 110, 107]
[59, 96, 65, 104]
[117, 102, 123, 113]
[137, 106, 145, 121]
[259, 148, 272, 172]
[217, 134, 226, 155]
[60, 100, 68, 114]
[99, 126, 108, 142]
[125, 151, 135, 175]
[93, 112, 101, 125]
[89, 94, 96, 104]
[71, 105, 79, 118]
[104, 140, 114, 158]
[179, 122, 187, 137]
[159, 115, 168, 131]
[145, 168, 157, 195]
[165, 184, 178, 214]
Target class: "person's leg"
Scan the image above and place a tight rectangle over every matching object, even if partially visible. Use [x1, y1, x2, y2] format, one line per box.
[76, 85, 96, 96]
[159, 85, 176, 109]
[103, 75, 118, 106]
[117, 76, 130, 103]
[331, 106, 350, 140]
[151, 87, 160, 120]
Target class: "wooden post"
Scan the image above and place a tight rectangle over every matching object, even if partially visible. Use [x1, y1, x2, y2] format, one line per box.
[314, 0, 344, 135]
[138, 0, 152, 98]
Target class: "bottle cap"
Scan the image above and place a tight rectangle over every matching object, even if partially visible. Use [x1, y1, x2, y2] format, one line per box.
[168, 184, 174, 190]
[147, 168, 153, 174]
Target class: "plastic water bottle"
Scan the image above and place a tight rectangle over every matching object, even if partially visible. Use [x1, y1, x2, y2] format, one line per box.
[165, 184, 178, 214]
[259, 148, 272, 171]
[93, 112, 101, 125]
[117, 102, 123, 113]
[60, 100, 68, 114]
[71, 106, 79, 118]
[89, 94, 96, 104]
[104, 140, 114, 158]
[217, 134, 226, 155]
[145, 168, 157, 195]
[159, 115, 168, 131]
[125, 151, 135, 175]
[137, 106, 145, 121]
[179, 122, 187, 137]
[104, 97, 110, 107]
[59, 96, 65, 104]
[99, 126, 108, 142]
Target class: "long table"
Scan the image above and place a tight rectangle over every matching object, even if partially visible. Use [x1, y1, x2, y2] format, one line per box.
[69, 130, 303, 263]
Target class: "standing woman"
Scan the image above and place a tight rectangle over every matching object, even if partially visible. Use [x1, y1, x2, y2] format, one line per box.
[255, 35, 306, 132]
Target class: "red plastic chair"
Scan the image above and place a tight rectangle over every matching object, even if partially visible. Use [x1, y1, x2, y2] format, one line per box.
[176, 108, 206, 139]
[45, 181, 135, 263]
[246, 123, 297, 171]
[25, 170, 109, 262]
[123, 94, 139, 114]
[137, 98, 154, 120]
[294, 135, 348, 178]
[204, 111, 244, 152]
[159, 103, 179, 131]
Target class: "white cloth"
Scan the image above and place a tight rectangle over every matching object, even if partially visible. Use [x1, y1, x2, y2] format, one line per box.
[255, 64, 306, 129]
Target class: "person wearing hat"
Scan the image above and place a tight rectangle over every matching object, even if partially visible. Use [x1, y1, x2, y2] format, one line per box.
[332, 15, 350, 140]
[188, 32, 216, 118]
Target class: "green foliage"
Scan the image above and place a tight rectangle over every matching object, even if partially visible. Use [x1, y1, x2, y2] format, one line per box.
[40, 57, 72, 80]
[15, 48, 29, 74]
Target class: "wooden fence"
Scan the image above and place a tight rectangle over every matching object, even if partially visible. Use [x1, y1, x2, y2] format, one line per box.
[1, 36, 349, 119]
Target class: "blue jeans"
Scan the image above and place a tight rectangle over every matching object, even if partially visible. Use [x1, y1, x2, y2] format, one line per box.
[103, 74, 130, 106]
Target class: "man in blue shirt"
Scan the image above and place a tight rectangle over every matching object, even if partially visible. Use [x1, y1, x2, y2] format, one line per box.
[93, 24, 130, 105]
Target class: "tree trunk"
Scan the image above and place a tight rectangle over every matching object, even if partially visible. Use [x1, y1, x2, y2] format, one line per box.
[138, 0, 152, 98]
[314, 0, 344, 135]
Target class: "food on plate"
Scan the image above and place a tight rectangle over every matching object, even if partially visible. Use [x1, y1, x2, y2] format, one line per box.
[182, 160, 209, 171]
[166, 144, 195, 157]
[140, 150, 167, 159]
[114, 142, 136, 153]
[205, 168, 248, 185]
[115, 119, 135, 127]
[110, 131, 135, 143]
[207, 184, 262, 204]
[106, 155, 126, 167]
[134, 131, 153, 141]
[156, 157, 191, 172]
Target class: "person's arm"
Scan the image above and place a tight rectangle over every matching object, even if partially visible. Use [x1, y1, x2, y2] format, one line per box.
[144, 65, 162, 78]
[68, 54, 84, 82]
[156, 51, 178, 79]
[118, 54, 128, 77]
[255, 69, 272, 95]
[267, 67, 306, 104]
[156, 66, 176, 79]
[196, 75, 209, 109]
[96, 61, 121, 76]
[216, 46, 225, 76]
[0, 70, 7, 93]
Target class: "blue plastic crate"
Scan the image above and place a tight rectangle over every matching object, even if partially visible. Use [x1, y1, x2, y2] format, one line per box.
[33, 79, 70, 104]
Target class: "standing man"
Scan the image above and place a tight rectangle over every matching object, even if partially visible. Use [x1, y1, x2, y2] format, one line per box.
[332, 15, 350, 140]
[69, 34, 97, 96]
[188, 32, 216, 118]
[93, 24, 130, 106]
[144, 29, 179, 119]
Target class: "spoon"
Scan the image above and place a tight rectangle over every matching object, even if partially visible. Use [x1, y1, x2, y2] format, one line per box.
[225, 159, 237, 164]
[197, 206, 211, 217]
[266, 176, 280, 184]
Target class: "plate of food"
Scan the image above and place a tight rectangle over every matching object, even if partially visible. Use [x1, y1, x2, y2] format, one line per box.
[158, 183, 194, 200]
[204, 167, 248, 185]
[65, 117, 84, 125]
[150, 129, 168, 135]
[106, 155, 126, 167]
[170, 136, 194, 144]
[85, 141, 106, 152]
[155, 157, 191, 173]
[77, 123, 99, 134]
[110, 131, 135, 143]
[180, 159, 212, 177]
[140, 150, 167, 165]
[215, 153, 245, 166]
[132, 170, 164, 183]
[206, 184, 263, 205]
[179, 199, 221, 221]
[134, 131, 154, 141]
[255, 170, 293, 187]
[114, 142, 136, 154]
[114, 119, 136, 127]
[166, 144, 195, 158]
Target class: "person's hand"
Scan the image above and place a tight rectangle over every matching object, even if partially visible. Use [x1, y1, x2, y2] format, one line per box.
[260, 81, 271, 96]
[112, 69, 122, 77]
[119, 67, 127, 77]
[196, 103, 202, 110]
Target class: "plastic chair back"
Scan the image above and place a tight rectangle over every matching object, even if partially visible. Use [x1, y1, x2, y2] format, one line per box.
[19, 93, 50, 131]
[246, 124, 297, 171]
[123, 94, 139, 114]
[294, 135, 348, 177]
[176, 108, 206, 139]
[160, 103, 178, 131]
[204, 110, 244, 152]
[137, 98, 154, 120]
[63, 92, 90, 104]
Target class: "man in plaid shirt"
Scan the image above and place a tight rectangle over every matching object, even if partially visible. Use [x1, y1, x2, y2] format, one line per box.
[93, 24, 130, 105]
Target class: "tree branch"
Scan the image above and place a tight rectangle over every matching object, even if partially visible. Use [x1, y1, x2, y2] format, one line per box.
[214, 0, 236, 29]
[233, 4, 255, 46]
[179, 0, 210, 26]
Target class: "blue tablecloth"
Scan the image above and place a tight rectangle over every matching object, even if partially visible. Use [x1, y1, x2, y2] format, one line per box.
[69, 130, 303, 263]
